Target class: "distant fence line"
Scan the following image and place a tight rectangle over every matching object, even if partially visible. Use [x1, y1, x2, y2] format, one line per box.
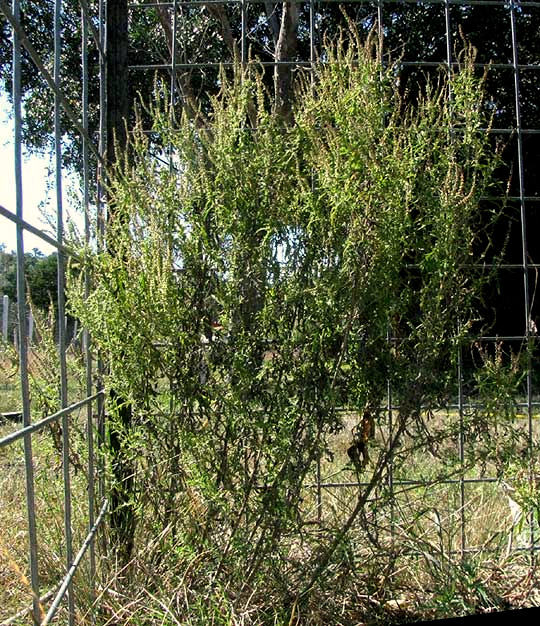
[1, 294, 78, 347]
[1, 293, 29, 346]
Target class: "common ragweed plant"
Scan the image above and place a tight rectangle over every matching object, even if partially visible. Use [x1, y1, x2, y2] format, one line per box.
[68, 31, 521, 610]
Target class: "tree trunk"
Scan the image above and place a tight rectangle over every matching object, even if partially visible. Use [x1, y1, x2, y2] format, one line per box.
[106, 0, 135, 565]
[274, 2, 299, 119]
[106, 0, 128, 165]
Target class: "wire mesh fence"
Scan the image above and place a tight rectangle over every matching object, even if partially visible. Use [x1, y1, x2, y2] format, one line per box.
[0, 1, 106, 623]
[0, 0, 539, 623]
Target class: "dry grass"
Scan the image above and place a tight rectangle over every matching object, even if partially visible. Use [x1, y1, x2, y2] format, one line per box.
[1, 355, 540, 624]
[0, 418, 98, 624]
[0, 343, 96, 625]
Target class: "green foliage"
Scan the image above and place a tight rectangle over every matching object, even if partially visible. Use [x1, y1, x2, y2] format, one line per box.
[68, 32, 511, 615]
[0, 247, 58, 311]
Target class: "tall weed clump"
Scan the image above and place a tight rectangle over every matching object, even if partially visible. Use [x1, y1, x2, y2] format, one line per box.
[68, 33, 518, 622]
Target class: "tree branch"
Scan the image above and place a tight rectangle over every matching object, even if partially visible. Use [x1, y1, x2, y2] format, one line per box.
[205, 2, 238, 58]
[274, 1, 299, 118]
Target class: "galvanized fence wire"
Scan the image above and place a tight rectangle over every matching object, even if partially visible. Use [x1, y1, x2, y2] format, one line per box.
[1, 0, 540, 623]
[0, 0, 107, 624]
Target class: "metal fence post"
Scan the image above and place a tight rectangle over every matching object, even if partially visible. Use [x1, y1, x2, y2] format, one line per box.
[2, 294, 8, 341]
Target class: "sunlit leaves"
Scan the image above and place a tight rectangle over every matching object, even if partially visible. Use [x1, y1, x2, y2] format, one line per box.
[67, 32, 502, 583]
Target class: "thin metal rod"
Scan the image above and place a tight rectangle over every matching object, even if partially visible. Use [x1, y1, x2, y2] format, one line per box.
[42, 500, 109, 626]
[310, 0, 316, 67]
[54, 0, 75, 620]
[443, 0, 467, 559]
[316, 455, 322, 524]
[12, 0, 41, 620]
[457, 334, 466, 556]
[0, 392, 105, 449]
[79, 0, 105, 56]
[97, 0, 107, 515]
[310, 0, 321, 524]
[378, 0, 396, 546]
[241, 0, 247, 65]
[129, 60, 312, 70]
[509, 6, 531, 326]
[128, 59, 540, 71]
[126, 0, 540, 7]
[0, 205, 80, 259]
[134, 125, 540, 136]
[444, 0, 452, 76]
[169, 0, 178, 170]
[308, 477, 501, 490]
[509, 0, 536, 556]
[387, 342, 395, 541]
[81, 2, 97, 618]
[377, 0, 384, 62]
